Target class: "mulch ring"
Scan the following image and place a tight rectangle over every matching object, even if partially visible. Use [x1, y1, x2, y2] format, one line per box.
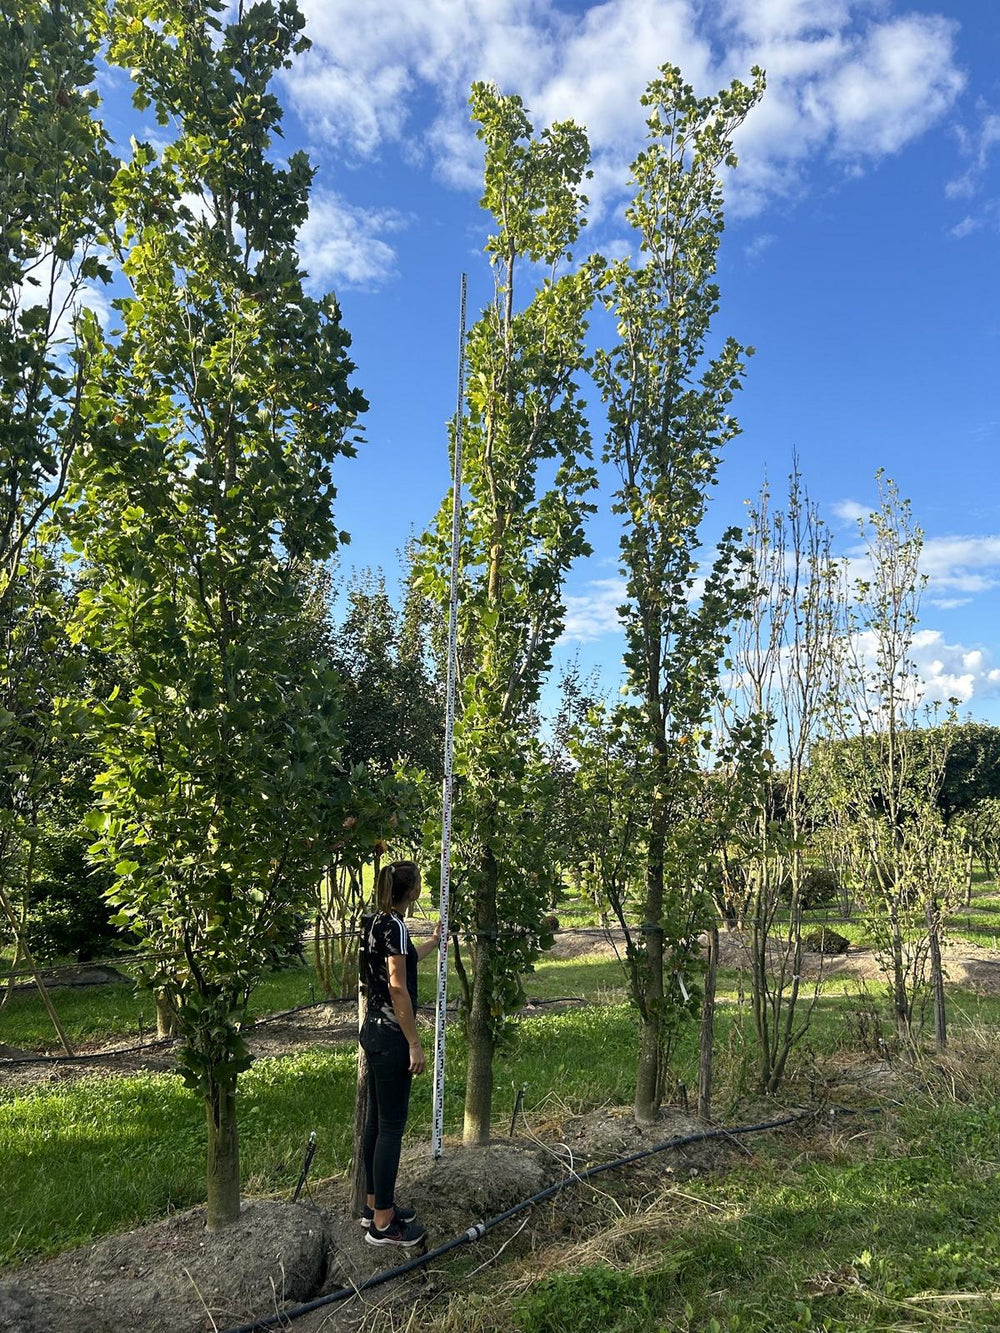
[0, 1107, 752, 1333]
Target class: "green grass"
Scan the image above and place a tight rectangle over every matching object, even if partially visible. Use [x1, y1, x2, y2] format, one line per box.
[0, 1003, 643, 1265]
[437, 1100, 1000, 1333]
[8, 978, 1000, 1333]
[0, 962, 321, 1052]
[1, 944, 627, 1052]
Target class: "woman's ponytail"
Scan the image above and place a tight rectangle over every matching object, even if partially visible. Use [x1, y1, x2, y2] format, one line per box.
[375, 860, 420, 913]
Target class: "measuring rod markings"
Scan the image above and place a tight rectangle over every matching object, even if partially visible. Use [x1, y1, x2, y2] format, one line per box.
[432, 272, 467, 1160]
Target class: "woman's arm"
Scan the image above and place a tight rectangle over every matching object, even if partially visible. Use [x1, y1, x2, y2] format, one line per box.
[414, 920, 443, 962]
[387, 954, 424, 1073]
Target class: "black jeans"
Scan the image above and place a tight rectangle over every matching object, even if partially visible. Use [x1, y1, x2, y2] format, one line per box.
[361, 1018, 413, 1210]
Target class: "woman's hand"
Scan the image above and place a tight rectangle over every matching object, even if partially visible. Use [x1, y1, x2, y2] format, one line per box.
[430, 919, 443, 944]
[408, 1041, 426, 1075]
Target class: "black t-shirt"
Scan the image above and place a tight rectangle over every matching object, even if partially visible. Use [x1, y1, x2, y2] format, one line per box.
[361, 911, 418, 1028]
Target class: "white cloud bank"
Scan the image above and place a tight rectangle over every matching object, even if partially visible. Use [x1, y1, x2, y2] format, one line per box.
[849, 627, 1000, 708]
[284, 0, 964, 223]
[297, 191, 409, 289]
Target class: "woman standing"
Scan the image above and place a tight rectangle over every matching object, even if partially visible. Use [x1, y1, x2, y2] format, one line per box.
[359, 860, 441, 1247]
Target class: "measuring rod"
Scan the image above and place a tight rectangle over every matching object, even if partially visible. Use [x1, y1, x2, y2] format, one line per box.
[431, 272, 467, 1159]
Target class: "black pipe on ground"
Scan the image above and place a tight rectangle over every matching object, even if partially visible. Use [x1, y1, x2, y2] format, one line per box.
[219, 1106, 876, 1333]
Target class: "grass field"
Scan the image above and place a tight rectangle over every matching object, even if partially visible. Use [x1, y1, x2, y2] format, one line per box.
[6, 890, 1000, 1330]
[436, 1094, 1000, 1333]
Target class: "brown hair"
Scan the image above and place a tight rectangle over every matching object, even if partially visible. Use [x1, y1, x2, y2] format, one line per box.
[375, 860, 420, 914]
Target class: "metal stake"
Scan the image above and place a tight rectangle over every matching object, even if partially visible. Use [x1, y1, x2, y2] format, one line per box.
[431, 273, 467, 1160]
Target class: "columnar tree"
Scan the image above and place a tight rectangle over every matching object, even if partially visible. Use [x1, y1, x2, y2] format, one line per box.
[0, 0, 114, 1039]
[72, 0, 365, 1228]
[420, 83, 595, 1144]
[593, 64, 764, 1123]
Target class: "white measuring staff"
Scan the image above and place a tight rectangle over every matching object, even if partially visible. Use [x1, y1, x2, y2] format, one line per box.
[431, 273, 467, 1160]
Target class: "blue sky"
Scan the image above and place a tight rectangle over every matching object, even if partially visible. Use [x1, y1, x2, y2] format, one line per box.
[100, 0, 1000, 721]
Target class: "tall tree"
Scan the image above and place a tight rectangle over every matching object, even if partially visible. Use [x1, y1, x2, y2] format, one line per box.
[0, 0, 114, 1042]
[419, 83, 595, 1144]
[72, 0, 365, 1228]
[0, 0, 114, 604]
[332, 563, 442, 781]
[593, 64, 764, 1123]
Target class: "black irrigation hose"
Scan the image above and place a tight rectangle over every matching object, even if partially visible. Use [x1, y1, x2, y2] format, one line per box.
[219, 1105, 877, 1333]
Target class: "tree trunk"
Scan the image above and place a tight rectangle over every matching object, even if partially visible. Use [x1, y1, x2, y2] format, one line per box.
[0, 934, 25, 1010]
[964, 845, 974, 908]
[154, 989, 176, 1039]
[350, 991, 369, 1215]
[698, 924, 718, 1121]
[634, 836, 664, 1125]
[463, 850, 498, 1144]
[927, 901, 947, 1054]
[889, 914, 911, 1050]
[205, 1083, 240, 1230]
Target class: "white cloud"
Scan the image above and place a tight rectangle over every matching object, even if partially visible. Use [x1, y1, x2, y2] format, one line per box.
[812, 16, 964, 158]
[920, 535, 1000, 595]
[950, 215, 981, 239]
[744, 232, 776, 262]
[284, 0, 965, 224]
[908, 629, 1000, 706]
[948, 103, 1000, 195]
[297, 191, 409, 289]
[832, 498, 867, 524]
[946, 101, 1000, 232]
[561, 576, 627, 642]
[847, 626, 1000, 708]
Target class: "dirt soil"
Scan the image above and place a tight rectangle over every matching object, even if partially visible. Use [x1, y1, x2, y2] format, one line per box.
[0, 998, 363, 1091]
[0, 1199, 327, 1333]
[0, 1106, 748, 1333]
[8, 965, 132, 993]
[712, 928, 1000, 993]
[548, 922, 1000, 997]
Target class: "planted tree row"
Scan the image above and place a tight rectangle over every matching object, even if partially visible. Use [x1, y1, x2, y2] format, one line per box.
[5, 0, 998, 1236]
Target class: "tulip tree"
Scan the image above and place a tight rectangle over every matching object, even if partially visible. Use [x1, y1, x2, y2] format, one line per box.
[0, 0, 114, 604]
[593, 64, 764, 1123]
[420, 83, 595, 1144]
[0, 0, 114, 1039]
[71, 0, 365, 1229]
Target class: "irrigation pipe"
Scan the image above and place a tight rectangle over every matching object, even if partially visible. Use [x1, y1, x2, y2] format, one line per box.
[218, 1105, 878, 1333]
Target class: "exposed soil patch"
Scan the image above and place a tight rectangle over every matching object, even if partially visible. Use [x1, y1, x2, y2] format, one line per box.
[0, 1199, 327, 1333]
[549, 927, 622, 962]
[7, 965, 132, 993]
[714, 929, 1000, 993]
[286, 1108, 744, 1333]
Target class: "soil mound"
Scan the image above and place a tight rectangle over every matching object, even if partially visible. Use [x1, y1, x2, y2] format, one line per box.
[0, 1199, 327, 1333]
[319, 1139, 558, 1294]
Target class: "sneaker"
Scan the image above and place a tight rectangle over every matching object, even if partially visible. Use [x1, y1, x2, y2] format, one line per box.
[364, 1212, 426, 1248]
[360, 1201, 417, 1229]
